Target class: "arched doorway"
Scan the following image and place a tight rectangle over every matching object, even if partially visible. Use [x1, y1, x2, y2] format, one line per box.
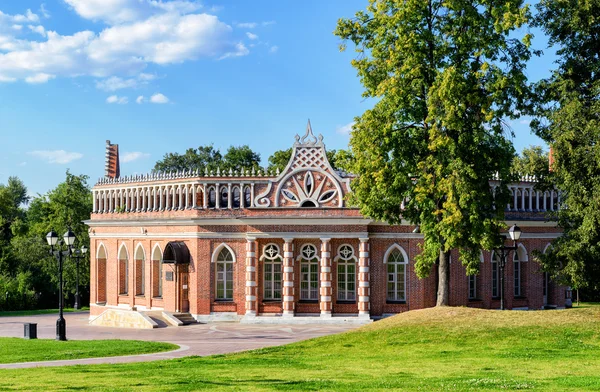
[96, 244, 107, 304]
[163, 241, 191, 313]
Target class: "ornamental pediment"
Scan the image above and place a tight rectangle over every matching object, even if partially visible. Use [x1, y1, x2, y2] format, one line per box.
[254, 120, 351, 208]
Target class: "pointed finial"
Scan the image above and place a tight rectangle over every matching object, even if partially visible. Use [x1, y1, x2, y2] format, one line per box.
[300, 118, 318, 145]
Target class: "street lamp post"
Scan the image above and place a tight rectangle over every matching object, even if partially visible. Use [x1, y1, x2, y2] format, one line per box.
[494, 224, 522, 310]
[71, 245, 88, 310]
[46, 229, 76, 341]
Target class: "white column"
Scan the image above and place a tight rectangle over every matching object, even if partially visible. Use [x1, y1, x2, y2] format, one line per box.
[282, 238, 295, 317]
[521, 187, 525, 211]
[103, 191, 107, 213]
[191, 185, 196, 208]
[215, 184, 220, 208]
[358, 238, 370, 319]
[557, 191, 561, 210]
[93, 191, 98, 213]
[245, 238, 258, 317]
[203, 185, 208, 208]
[178, 185, 184, 210]
[513, 187, 518, 211]
[550, 190, 555, 211]
[319, 238, 332, 317]
[250, 184, 255, 207]
[536, 190, 540, 211]
[240, 183, 245, 208]
[543, 191, 547, 211]
[227, 184, 232, 209]
[528, 187, 533, 211]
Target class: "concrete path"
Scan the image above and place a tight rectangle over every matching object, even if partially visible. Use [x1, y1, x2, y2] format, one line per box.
[0, 312, 357, 369]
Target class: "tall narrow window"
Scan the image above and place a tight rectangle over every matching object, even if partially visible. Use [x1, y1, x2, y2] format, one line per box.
[151, 245, 162, 298]
[337, 245, 357, 301]
[208, 187, 216, 208]
[134, 245, 145, 296]
[119, 245, 129, 295]
[386, 247, 407, 301]
[215, 247, 234, 300]
[220, 187, 229, 209]
[492, 253, 499, 298]
[232, 187, 241, 208]
[244, 186, 251, 207]
[514, 251, 521, 297]
[262, 244, 282, 300]
[469, 275, 477, 299]
[300, 244, 319, 300]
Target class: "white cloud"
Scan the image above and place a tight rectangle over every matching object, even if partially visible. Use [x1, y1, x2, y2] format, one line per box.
[12, 9, 39, 23]
[336, 122, 355, 135]
[519, 119, 530, 125]
[136, 95, 145, 104]
[28, 25, 46, 37]
[262, 21, 275, 26]
[64, 0, 202, 25]
[28, 150, 83, 164]
[121, 151, 150, 162]
[246, 32, 258, 40]
[25, 73, 54, 83]
[106, 95, 128, 104]
[40, 4, 51, 19]
[269, 45, 278, 54]
[96, 76, 137, 91]
[236, 22, 257, 28]
[150, 93, 169, 103]
[0, 6, 249, 84]
[138, 72, 156, 81]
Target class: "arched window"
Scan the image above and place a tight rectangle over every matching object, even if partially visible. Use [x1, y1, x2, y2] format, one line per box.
[118, 244, 129, 295]
[492, 252, 500, 298]
[337, 244, 356, 301]
[208, 187, 216, 208]
[262, 244, 282, 300]
[244, 186, 251, 207]
[214, 246, 234, 300]
[385, 245, 408, 302]
[468, 251, 484, 300]
[514, 245, 528, 297]
[299, 244, 319, 300]
[151, 245, 162, 298]
[220, 187, 229, 209]
[232, 187, 240, 208]
[96, 243, 107, 303]
[134, 244, 145, 296]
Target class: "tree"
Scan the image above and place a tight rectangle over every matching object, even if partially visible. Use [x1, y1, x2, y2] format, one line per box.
[222, 145, 261, 173]
[531, 0, 600, 292]
[154, 145, 222, 173]
[335, 0, 532, 305]
[266, 148, 353, 173]
[154, 145, 261, 173]
[511, 145, 550, 178]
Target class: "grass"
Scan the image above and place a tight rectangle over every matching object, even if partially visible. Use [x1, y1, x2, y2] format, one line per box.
[0, 307, 90, 317]
[1, 304, 600, 391]
[0, 338, 177, 364]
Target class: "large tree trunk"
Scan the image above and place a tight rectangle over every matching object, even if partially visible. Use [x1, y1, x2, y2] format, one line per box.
[436, 249, 450, 306]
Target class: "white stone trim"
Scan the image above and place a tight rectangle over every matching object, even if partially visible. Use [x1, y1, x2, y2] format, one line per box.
[211, 243, 237, 263]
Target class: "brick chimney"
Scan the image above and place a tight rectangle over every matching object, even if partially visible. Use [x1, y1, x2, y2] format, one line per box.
[105, 140, 120, 179]
[549, 146, 555, 172]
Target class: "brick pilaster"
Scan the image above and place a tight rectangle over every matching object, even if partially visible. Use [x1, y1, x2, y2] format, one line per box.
[358, 238, 370, 318]
[283, 238, 295, 316]
[245, 238, 257, 316]
[319, 238, 332, 317]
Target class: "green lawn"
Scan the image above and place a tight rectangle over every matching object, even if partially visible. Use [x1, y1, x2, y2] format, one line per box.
[2, 305, 600, 391]
[0, 338, 177, 364]
[0, 307, 89, 317]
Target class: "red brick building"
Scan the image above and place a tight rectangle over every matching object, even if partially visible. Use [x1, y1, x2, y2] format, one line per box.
[87, 123, 567, 326]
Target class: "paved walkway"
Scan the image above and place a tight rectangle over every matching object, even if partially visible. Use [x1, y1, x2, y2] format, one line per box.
[0, 312, 357, 369]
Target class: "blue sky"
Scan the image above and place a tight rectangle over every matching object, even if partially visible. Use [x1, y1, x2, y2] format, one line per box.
[0, 0, 552, 196]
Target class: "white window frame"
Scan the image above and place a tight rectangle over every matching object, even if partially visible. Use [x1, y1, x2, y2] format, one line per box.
[385, 245, 408, 302]
[261, 243, 282, 300]
[298, 244, 319, 301]
[213, 245, 235, 301]
[335, 244, 357, 301]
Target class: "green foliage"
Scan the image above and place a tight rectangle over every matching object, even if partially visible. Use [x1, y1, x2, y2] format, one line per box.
[335, 0, 532, 292]
[266, 148, 353, 173]
[153, 145, 222, 173]
[531, 0, 600, 290]
[0, 172, 92, 311]
[511, 145, 550, 179]
[154, 145, 260, 173]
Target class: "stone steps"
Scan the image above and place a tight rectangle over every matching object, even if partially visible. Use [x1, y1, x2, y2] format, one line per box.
[172, 312, 198, 325]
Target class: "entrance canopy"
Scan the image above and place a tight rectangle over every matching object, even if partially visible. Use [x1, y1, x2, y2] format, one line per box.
[162, 241, 190, 264]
